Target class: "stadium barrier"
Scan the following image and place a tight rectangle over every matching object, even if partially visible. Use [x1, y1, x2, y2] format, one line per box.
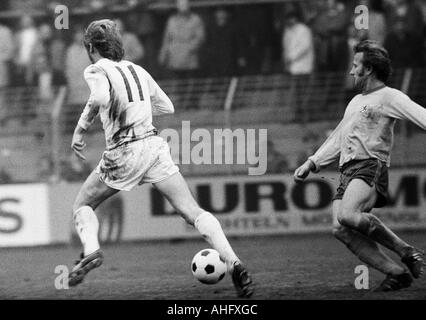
[1, 168, 426, 246]
[0, 183, 50, 246]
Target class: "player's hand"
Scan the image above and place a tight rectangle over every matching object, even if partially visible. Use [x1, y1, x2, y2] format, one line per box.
[71, 134, 86, 161]
[294, 160, 315, 182]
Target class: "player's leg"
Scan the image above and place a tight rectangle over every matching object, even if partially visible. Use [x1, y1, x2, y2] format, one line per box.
[153, 172, 238, 266]
[73, 169, 119, 255]
[339, 179, 409, 255]
[338, 178, 423, 278]
[153, 172, 253, 297]
[332, 199, 405, 276]
[69, 169, 119, 286]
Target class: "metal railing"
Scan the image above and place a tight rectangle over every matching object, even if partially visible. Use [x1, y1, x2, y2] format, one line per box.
[1, 69, 426, 182]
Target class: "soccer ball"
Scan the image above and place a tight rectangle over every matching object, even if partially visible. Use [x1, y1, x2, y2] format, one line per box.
[191, 249, 227, 285]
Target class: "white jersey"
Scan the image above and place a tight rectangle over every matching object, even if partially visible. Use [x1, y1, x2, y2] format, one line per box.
[78, 58, 174, 150]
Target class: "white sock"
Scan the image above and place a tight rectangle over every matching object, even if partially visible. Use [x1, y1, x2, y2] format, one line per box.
[73, 206, 100, 256]
[195, 211, 239, 271]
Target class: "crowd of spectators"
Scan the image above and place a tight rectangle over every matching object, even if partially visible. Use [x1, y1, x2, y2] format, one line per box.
[0, 0, 423, 95]
[0, 0, 424, 183]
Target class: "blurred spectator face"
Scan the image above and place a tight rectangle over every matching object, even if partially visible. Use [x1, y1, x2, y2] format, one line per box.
[39, 24, 53, 41]
[20, 15, 34, 29]
[285, 13, 298, 27]
[177, 0, 190, 13]
[215, 9, 228, 26]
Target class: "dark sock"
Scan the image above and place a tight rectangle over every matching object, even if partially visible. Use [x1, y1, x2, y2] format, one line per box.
[336, 226, 405, 275]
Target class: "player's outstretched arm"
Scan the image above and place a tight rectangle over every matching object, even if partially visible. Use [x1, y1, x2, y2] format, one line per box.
[387, 90, 426, 131]
[294, 119, 345, 182]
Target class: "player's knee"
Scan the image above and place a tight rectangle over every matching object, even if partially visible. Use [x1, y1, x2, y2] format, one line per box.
[72, 201, 83, 214]
[72, 199, 93, 214]
[337, 208, 358, 229]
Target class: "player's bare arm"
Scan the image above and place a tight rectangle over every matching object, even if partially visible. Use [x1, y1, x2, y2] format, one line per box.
[386, 89, 426, 130]
[71, 125, 87, 160]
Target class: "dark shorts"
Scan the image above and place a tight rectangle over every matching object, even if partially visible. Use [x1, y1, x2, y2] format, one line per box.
[333, 158, 389, 208]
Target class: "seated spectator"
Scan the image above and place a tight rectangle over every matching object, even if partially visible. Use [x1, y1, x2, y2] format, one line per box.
[159, 0, 205, 79]
[115, 18, 144, 65]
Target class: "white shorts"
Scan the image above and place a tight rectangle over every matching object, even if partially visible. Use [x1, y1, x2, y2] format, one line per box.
[95, 136, 179, 191]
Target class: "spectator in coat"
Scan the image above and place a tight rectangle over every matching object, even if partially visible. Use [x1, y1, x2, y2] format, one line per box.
[282, 10, 314, 75]
[14, 15, 38, 85]
[159, 0, 205, 78]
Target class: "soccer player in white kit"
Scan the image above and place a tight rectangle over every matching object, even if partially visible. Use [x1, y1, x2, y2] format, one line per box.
[295, 40, 425, 291]
[67, 19, 253, 298]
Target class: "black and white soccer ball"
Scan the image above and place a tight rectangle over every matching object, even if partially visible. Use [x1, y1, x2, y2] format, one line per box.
[191, 249, 227, 285]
